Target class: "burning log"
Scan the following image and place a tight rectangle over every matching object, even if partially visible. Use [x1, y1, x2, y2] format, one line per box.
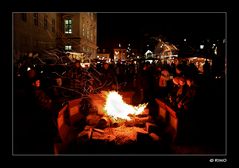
[77, 125, 93, 142]
[78, 125, 149, 145]
[125, 116, 151, 127]
[136, 108, 149, 117]
[149, 133, 161, 141]
[91, 128, 116, 142]
[88, 127, 93, 140]
[86, 114, 101, 126]
[95, 116, 110, 129]
[104, 91, 148, 121]
[78, 126, 105, 141]
[93, 128, 104, 133]
[77, 91, 159, 146]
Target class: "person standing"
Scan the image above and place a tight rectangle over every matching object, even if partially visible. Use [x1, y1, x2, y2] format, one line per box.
[158, 66, 170, 98]
[27, 77, 58, 154]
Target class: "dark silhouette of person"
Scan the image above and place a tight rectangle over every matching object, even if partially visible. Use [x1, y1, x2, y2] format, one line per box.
[100, 62, 117, 90]
[141, 62, 154, 103]
[175, 75, 197, 145]
[203, 60, 211, 77]
[26, 77, 58, 154]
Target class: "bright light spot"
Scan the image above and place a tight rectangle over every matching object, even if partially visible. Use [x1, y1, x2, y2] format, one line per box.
[40, 71, 43, 73]
[104, 91, 148, 121]
[115, 51, 119, 55]
[200, 45, 204, 49]
[80, 63, 90, 68]
[97, 55, 99, 58]
[145, 50, 153, 56]
[137, 56, 139, 59]
[27, 67, 31, 71]
[119, 43, 121, 48]
[214, 47, 217, 55]
[184, 38, 186, 42]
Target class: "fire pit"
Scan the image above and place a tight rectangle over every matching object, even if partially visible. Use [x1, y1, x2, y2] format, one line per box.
[77, 91, 161, 146]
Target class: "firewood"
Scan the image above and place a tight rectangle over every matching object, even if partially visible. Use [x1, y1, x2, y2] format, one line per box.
[125, 118, 136, 127]
[93, 128, 104, 133]
[86, 114, 101, 126]
[137, 108, 149, 117]
[149, 133, 161, 141]
[88, 127, 93, 140]
[124, 116, 151, 127]
[96, 116, 110, 129]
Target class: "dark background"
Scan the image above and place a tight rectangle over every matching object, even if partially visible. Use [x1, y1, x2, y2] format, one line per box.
[97, 12, 226, 50]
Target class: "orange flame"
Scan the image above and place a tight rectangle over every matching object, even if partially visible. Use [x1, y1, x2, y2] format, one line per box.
[104, 91, 148, 121]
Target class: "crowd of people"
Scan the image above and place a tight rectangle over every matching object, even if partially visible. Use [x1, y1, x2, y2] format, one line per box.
[14, 55, 223, 153]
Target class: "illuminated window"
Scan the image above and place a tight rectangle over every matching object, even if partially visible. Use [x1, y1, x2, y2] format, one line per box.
[65, 19, 72, 34]
[44, 15, 48, 29]
[65, 45, 72, 51]
[33, 13, 38, 26]
[52, 19, 55, 32]
[21, 13, 27, 22]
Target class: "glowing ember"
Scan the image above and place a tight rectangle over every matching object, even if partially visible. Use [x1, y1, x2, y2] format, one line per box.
[104, 91, 148, 121]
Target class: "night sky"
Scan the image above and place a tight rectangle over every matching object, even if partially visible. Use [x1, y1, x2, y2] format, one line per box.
[97, 12, 226, 50]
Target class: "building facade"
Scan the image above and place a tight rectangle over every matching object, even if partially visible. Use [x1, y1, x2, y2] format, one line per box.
[56, 12, 97, 59]
[13, 13, 57, 59]
[113, 48, 127, 61]
[113, 48, 139, 61]
[13, 12, 97, 61]
[96, 48, 111, 61]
